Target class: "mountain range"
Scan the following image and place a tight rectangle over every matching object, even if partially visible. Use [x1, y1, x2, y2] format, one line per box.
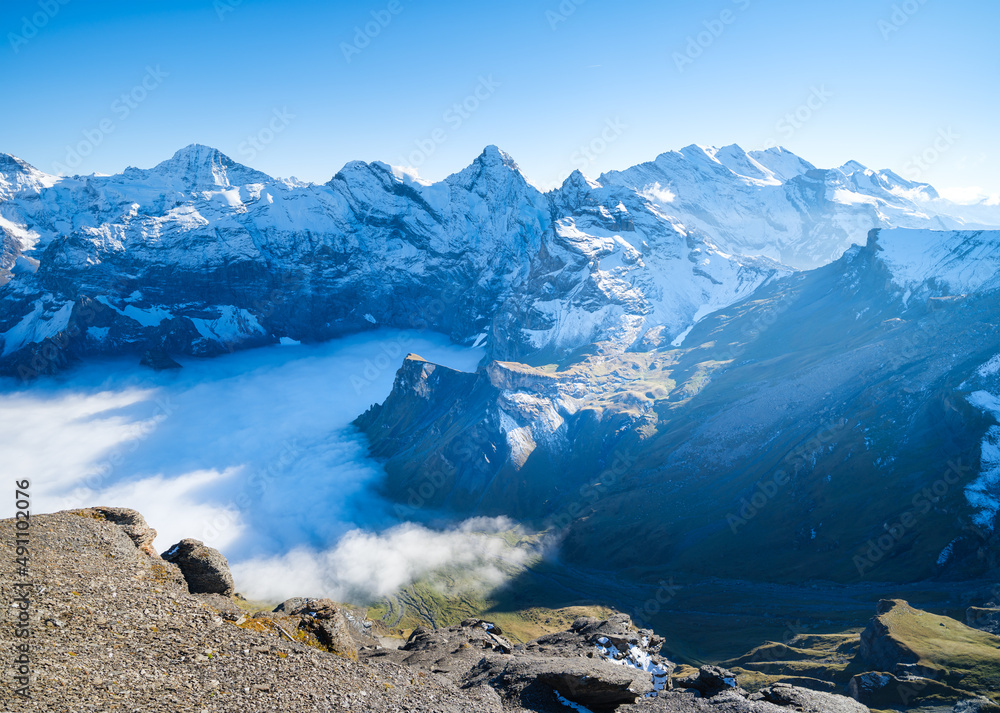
[3, 142, 1000, 592]
[2, 142, 999, 376]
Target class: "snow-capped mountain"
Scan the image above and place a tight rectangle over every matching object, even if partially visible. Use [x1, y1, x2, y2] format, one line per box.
[1, 143, 999, 376]
[600, 144, 1000, 269]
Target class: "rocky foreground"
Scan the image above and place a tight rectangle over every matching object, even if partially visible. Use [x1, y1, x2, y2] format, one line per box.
[0, 509, 992, 712]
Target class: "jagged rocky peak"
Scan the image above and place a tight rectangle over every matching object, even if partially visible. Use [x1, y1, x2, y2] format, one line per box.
[329, 158, 402, 189]
[476, 144, 520, 170]
[837, 159, 870, 176]
[558, 169, 602, 194]
[447, 144, 532, 193]
[747, 145, 817, 181]
[141, 143, 272, 190]
[0, 152, 35, 174]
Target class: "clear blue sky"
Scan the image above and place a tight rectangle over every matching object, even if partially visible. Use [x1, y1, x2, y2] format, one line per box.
[1, 0, 997, 199]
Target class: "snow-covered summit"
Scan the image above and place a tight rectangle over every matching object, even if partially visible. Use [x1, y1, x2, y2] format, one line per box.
[874, 228, 1000, 296]
[130, 144, 273, 191]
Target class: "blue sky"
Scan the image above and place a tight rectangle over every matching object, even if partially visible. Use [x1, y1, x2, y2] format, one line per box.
[1, 0, 997, 198]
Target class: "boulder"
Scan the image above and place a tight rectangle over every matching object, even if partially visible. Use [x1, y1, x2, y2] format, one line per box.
[758, 683, 870, 712]
[273, 597, 377, 658]
[364, 618, 514, 679]
[463, 653, 655, 711]
[675, 666, 742, 698]
[161, 538, 234, 595]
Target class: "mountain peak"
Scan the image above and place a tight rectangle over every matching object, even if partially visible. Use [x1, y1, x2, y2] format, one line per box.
[837, 159, 869, 175]
[0, 152, 59, 195]
[476, 145, 519, 171]
[561, 169, 601, 191]
[149, 144, 271, 190]
[0, 153, 34, 174]
[171, 143, 225, 162]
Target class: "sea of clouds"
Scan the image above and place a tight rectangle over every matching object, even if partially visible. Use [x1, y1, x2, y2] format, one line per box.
[0, 331, 530, 602]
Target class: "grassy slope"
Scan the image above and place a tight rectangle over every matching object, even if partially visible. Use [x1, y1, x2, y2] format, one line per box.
[879, 601, 1000, 701]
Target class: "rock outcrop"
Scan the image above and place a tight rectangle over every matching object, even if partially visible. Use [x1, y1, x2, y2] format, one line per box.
[0, 509, 503, 712]
[272, 597, 379, 658]
[364, 614, 869, 713]
[161, 537, 235, 595]
[71, 506, 159, 556]
[967, 606, 1000, 635]
[857, 600, 921, 674]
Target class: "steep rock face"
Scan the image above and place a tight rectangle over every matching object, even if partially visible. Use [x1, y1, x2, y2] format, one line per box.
[364, 229, 1000, 582]
[354, 352, 652, 520]
[857, 600, 921, 674]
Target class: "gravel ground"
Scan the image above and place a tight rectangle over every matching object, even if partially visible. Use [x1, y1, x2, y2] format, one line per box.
[0, 510, 511, 713]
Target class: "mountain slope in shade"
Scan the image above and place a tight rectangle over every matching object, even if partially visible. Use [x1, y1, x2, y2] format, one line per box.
[358, 228, 1000, 584]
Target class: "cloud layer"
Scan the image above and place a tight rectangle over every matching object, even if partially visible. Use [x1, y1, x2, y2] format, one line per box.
[0, 331, 526, 602]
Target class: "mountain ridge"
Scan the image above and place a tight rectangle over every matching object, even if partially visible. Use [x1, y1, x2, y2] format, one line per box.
[3, 143, 999, 377]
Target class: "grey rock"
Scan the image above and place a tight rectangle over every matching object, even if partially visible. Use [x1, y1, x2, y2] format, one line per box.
[966, 606, 1000, 635]
[161, 538, 234, 595]
[274, 597, 378, 657]
[75, 506, 158, 556]
[364, 618, 514, 680]
[758, 683, 870, 712]
[676, 666, 742, 698]
[463, 653, 654, 711]
[636, 683, 871, 712]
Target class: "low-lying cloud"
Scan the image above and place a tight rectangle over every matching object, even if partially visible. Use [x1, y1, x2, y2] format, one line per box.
[231, 517, 536, 603]
[0, 330, 527, 603]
